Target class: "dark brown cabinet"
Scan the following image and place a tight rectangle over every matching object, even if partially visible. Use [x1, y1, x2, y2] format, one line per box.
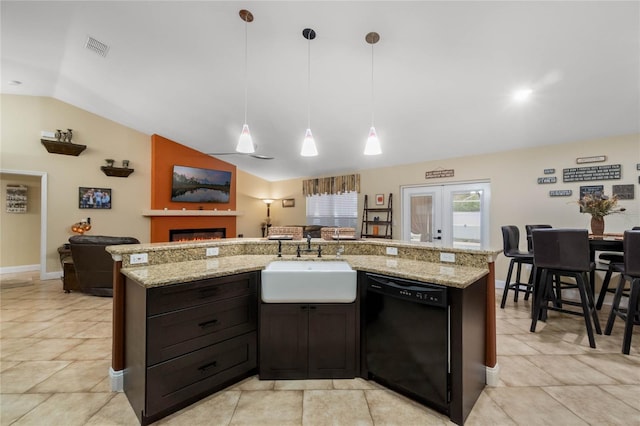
[124, 272, 258, 425]
[259, 303, 357, 380]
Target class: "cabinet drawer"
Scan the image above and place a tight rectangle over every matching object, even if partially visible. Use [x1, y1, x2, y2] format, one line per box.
[147, 272, 257, 315]
[147, 294, 257, 365]
[146, 332, 256, 417]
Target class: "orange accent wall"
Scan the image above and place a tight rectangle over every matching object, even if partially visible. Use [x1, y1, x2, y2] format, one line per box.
[150, 134, 237, 242]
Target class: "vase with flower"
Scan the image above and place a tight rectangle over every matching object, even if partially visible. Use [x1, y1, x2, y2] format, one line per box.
[576, 192, 626, 236]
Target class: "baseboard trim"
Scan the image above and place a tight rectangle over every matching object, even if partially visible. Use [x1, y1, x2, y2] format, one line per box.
[495, 279, 505, 289]
[110, 367, 124, 392]
[0, 264, 40, 275]
[486, 363, 501, 386]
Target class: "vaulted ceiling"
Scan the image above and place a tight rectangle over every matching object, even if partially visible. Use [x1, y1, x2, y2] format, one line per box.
[2, 1, 638, 181]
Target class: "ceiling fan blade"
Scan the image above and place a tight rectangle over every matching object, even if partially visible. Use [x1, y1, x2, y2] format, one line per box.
[207, 152, 274, 160]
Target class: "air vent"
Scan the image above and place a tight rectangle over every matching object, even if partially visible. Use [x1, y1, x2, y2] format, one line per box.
[84, 36, 110, 57]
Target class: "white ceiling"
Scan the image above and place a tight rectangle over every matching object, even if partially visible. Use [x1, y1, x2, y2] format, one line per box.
[2, 1, 639, 181]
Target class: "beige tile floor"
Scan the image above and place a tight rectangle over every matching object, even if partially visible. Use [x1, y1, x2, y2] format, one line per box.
[1, 272, 639, 425]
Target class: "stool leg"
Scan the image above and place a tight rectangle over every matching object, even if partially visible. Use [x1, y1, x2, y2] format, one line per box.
[605, 275, 627, 335]
[524, 263, 533, 301]
[514, 261, 523, 302]
[501, 258, 516, 309]
[622, 278, 639, 355]
[576, 273, 597, 348]
[531, 269, 549, 332]
[595, 267, 614, 310]
[584, 272, 602, 335]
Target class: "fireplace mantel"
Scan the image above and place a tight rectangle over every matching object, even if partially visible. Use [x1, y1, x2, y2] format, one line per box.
[142, 209, 242, 217]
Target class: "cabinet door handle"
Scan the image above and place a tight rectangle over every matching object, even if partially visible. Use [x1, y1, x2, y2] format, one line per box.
[300, 305, 308, 310]
[309, 306, 317, 310]
[198, 319, 219, 329]
[197, 360, 218, 373]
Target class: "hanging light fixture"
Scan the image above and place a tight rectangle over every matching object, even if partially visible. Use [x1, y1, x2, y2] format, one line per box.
[300, 28, 318, 157]
[236, 9, 255, 154]
[364, 31, 382, 155]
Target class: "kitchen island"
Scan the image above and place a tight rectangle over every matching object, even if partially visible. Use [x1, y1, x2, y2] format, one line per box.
[107, 238, 500, 425]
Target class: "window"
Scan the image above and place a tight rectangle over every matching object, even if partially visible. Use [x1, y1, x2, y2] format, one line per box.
[306, 192, 358, 227]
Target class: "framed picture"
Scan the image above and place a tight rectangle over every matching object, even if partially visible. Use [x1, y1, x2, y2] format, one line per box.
[79, 187, 112, 209]
[282, 198, 295, 208]
[6, 185, 27, 213]
[375, 194, 384, 205]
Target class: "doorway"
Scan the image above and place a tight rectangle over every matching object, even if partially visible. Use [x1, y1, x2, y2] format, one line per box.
[0, 169, 48, 280]
[401, 182, 491, 248]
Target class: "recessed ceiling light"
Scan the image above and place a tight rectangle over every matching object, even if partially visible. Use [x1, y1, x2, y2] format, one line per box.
[8, 80, 22, 86]
[513, 88, 533, 102]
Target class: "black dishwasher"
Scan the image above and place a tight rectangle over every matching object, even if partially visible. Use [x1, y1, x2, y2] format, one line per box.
[364, 272, 449, 414]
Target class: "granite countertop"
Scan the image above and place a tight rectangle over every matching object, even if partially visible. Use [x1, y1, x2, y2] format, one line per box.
[121, 254, 488, 289]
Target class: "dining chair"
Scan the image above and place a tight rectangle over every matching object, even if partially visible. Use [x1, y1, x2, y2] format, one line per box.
[525, 224, 552, 253]
[596, 226, 640, 309]
[604, 230, 640, 354]
[530, 229, 601, 348]
[500, 226, 534, 309]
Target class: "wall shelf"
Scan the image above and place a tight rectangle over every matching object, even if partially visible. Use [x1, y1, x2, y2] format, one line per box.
[41, 139, 87, 156]
[101, 166, 134, 178]
[142, 209, 243, 217]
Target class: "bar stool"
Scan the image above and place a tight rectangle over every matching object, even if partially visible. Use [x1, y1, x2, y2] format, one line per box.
[604, 230, 640, 354]
[595, 226, 640, 309]
[530, 229, 601, 348]
[500, 226, 534, 309]
[525, 224, 552, 253]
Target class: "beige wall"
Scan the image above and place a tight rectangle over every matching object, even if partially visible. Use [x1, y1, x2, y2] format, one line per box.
[269, 134, 640, 280]
[3, 94, 638, 282]
[1, 95, 151, 274]
[0, 173, 41, 267]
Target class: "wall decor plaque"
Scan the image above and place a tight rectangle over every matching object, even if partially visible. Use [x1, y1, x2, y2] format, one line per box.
[543, 168, 555, 174]
[425, 169, 454, 179]
[563, 164, 621, 182]
[537, 177, 557, 184]
[549, 190, 572, 197]
[612, 184, 634, 200]
[6, 185, 27, 213]
[579, 185, 604, 212]
[576, 155, 606, 164]
[637, 163, 640, 171]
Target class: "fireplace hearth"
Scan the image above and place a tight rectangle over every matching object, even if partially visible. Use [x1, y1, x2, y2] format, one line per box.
[170, 228, 226, 242]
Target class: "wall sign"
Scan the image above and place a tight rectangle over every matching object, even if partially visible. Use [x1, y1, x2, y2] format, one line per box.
[579, 185, 604, 212]
[425, 169, 454, 179]
[543, 168, 555, 174]
[6, 185, 27, 213]
[549, 190, 572, 197]
[563, 164, 621, 182]
[576, 155, 606, 164]
[537, 177, 557, 184]
[636, 163, 640, 171]
[612, 184, 634, 200]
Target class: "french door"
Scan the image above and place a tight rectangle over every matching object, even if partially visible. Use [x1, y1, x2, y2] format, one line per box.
[401, 182, 491, 248]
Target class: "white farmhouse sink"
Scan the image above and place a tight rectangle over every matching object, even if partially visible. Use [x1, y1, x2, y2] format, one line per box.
[261, 261, 357, 303]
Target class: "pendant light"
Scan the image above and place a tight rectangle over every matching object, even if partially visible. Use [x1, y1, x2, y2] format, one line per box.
[364, 32, 382, 155]
[300, 28, 318, 157]
[236, 9, 255, 154]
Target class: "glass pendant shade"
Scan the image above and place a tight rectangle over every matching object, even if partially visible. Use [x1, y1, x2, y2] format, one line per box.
[300, 128, 318, 157]
[236, 124, 255, 154]
[364, 126, 382, 155]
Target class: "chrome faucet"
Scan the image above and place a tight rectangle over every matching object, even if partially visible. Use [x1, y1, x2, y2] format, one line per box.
[336, 245, 345, 258]
[306, 233, 312, 250]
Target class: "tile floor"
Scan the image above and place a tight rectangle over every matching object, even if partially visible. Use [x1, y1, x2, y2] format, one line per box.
[1, 272, 639, 425]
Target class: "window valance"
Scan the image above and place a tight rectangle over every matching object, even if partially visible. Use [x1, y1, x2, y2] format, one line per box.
[302, 174, 360, 196]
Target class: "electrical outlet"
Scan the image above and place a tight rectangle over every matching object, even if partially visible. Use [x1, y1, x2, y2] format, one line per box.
[440, 252, 455, 263]
[386, 247, 398, 256]
[206, 247, 219, 257]
[130, 253, 148, 264]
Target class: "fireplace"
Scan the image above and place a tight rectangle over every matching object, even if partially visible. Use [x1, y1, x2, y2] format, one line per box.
[170, 228, 226, 242]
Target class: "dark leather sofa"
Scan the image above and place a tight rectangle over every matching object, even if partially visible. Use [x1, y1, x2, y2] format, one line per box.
[69, 235, 140, 297]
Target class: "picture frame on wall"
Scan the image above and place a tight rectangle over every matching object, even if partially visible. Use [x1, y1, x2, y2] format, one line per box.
[282, 198, 295, 208]
[79, 187, 112, 209]
[375, 194, 384, 205]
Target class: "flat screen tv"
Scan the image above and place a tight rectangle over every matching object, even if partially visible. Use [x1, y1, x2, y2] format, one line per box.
[171, 165, 231, 203]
